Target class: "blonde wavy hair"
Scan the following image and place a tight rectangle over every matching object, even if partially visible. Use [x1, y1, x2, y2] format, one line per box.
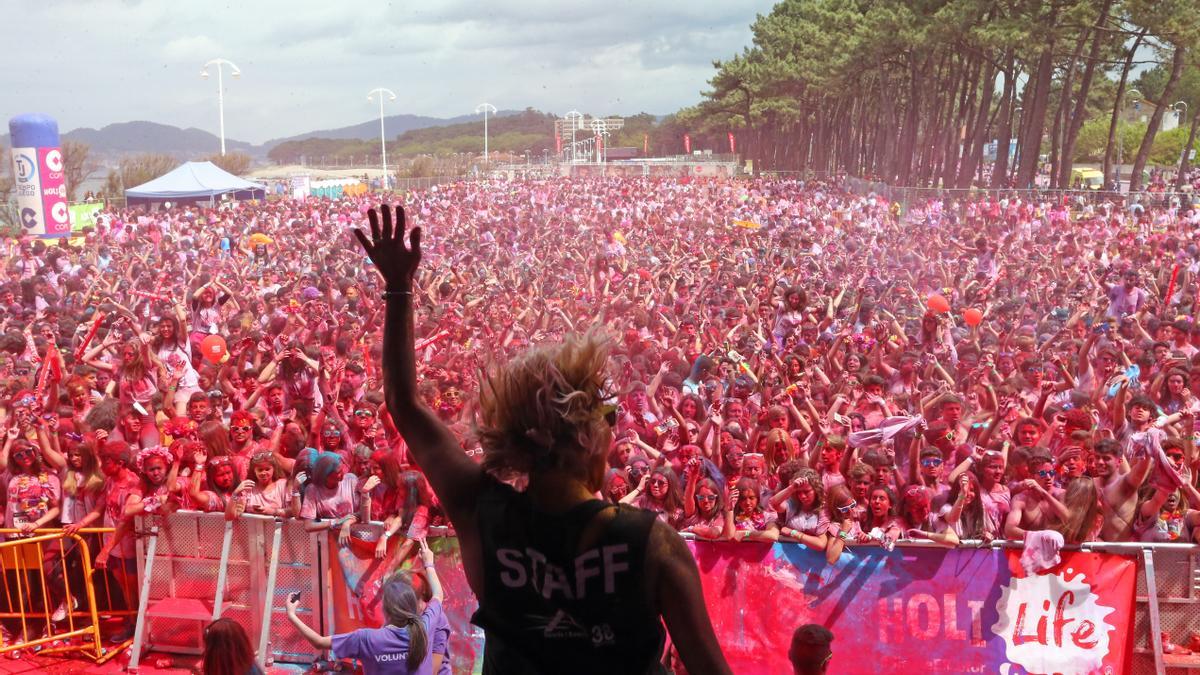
[476, 329, 614, 482]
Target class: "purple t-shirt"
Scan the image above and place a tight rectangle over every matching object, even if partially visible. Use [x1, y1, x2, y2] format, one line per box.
[331, 598, 444, 675]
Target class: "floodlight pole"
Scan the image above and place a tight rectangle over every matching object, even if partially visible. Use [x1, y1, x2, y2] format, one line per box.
[201, 59, 242, 155]
[368, 88, 398, 190]
[565, 110, 583, 163]
[476, 103, 497, 164]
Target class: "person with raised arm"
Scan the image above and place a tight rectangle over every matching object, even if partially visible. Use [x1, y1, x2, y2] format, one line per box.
[354, 204, 730, 675]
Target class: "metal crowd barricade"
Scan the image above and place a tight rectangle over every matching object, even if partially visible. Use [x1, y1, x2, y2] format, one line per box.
[117, 512, 1200, 673]
[0, 527, 122, 664]
[129, 511, 327, 668]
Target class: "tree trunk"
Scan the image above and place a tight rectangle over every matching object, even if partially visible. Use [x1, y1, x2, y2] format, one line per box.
[1049, 19, 1093, 185]
[992, 55, 1017, 188]
[1129, 45, 1187, 193]
[958, 59, 995, 189]
[1102, 28, 1148, 188]
[1175, 109, 1199, 192]
[1058, 0, 1112, 188]
[1016, 45, 1056, 188]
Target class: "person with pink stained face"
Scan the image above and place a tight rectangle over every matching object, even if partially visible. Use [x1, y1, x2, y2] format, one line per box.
[680, 476, 734, 540]
[187, 456, 242, 513]
[730, 477, 778, 542]
[861, 486, 904, 549]
[771, 467, 829, 552]
[1004, 453, 1070, 540]
[624, 465, 685, 528]
[226, 452, 290, 519]
[813, 436, 847, 492]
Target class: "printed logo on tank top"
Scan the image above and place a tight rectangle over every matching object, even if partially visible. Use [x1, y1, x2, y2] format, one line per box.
[495, 544, 630, 601]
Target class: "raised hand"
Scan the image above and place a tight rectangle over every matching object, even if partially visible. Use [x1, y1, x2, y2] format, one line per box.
[354, 204, 422, 291]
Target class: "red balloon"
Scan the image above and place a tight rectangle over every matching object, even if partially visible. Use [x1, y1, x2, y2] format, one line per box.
[963, 308, 983, 327]
[927, 294, 951, 314]
[200, 335, 227, 363]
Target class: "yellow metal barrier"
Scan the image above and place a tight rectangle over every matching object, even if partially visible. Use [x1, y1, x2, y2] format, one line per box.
[0, 528, 126, 664]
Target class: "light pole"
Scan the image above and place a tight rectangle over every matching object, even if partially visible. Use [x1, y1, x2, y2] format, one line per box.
[476, 102, 497, 164]
[368, 88, 398, 190]
[200, 58, 242, 156]
[564, 110, 583, 163]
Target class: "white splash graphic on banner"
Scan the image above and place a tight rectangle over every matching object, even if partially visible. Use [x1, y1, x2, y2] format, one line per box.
[991, 567, 1116, 675]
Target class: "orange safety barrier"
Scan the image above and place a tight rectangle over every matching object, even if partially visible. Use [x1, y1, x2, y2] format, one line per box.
[0, 528, 129, 664]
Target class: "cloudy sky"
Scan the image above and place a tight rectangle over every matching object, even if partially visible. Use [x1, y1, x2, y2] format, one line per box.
[3, 1, 775, 144]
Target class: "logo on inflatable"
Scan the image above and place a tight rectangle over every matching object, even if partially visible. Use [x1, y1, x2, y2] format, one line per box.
[45, 149, 63, 173]
[991, 568, 1116, 675]
[14, 153, 35, 182]
[51, 202, 69, 224]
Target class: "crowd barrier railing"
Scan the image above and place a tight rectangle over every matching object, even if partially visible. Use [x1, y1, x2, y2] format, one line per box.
[130, 512, 327, 670]
[0, 527, 126, 664]
[123, 511, 1198, 674]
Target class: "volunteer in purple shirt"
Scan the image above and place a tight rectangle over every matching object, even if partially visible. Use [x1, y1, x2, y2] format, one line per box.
[287, 538, 445, 674]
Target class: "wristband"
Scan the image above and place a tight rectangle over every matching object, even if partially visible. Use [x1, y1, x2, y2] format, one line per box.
[380, 531, 391, 539]
[423, 563, 435, 569]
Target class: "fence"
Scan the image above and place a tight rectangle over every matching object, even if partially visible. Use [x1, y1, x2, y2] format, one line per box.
[842, 175, 1200, 216]
[109, 510, 1200, 673]
[0, 527, 126, 665]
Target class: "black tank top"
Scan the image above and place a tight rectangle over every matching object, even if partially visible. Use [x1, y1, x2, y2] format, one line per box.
[471, 478, 666, 675]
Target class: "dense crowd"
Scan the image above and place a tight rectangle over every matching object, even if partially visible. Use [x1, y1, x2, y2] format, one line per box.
[2, 175, 1200, 652]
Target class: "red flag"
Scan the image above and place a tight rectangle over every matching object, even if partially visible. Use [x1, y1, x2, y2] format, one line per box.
[728, 132, 736, 154]
[684, 134, 691, 154]
[596, 134, 603, 157]
[643, 134, 649, 154]
[555, 132, 562, 154]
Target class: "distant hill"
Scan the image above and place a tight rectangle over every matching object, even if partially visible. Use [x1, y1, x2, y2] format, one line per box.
[260, 110, 521, 149]
[266, 109, 562, 164]
[0, 121, 256, 160]
[0, 111, 524, 162]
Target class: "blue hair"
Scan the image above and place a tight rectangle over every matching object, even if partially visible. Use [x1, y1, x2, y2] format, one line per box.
[311, 450, 343, 486]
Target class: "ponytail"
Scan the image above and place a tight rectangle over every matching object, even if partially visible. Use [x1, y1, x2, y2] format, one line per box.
[403, 613, 427, 670]
[381, 573, 428, 669]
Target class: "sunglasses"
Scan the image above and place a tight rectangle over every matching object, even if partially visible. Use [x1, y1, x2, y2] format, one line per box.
[696, 494, 717, 502]
[836, 500, 857, 513]
[920, 458, 943, 468]
[1167, 453, 1185, 461]
[1036, 469, 1056, 478]
[231, 425, 253, 432]
[353, 410, 375, 417]
[14, 370, 29, 377]
[648, 478, 668, 487]
[322, 430, 342, 437]
[12, 448, 35, 459]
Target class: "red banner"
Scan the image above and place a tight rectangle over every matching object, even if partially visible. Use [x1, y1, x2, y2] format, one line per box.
[729, 132, 736, 154]
[555, 132, 562, 154]
[688, 542, 1135, 675]
[684, 133, 692, 154]
[643, 133, 649, 154]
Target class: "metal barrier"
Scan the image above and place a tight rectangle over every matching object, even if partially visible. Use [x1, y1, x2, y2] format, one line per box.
[0, 528, 125, 664]
[130, 511, 326, 669]
[117, 511, 1200, 673]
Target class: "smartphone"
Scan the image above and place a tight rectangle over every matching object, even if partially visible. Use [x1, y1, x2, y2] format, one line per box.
[289, 591, 301, 603]
[133, 401, 148, 416]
